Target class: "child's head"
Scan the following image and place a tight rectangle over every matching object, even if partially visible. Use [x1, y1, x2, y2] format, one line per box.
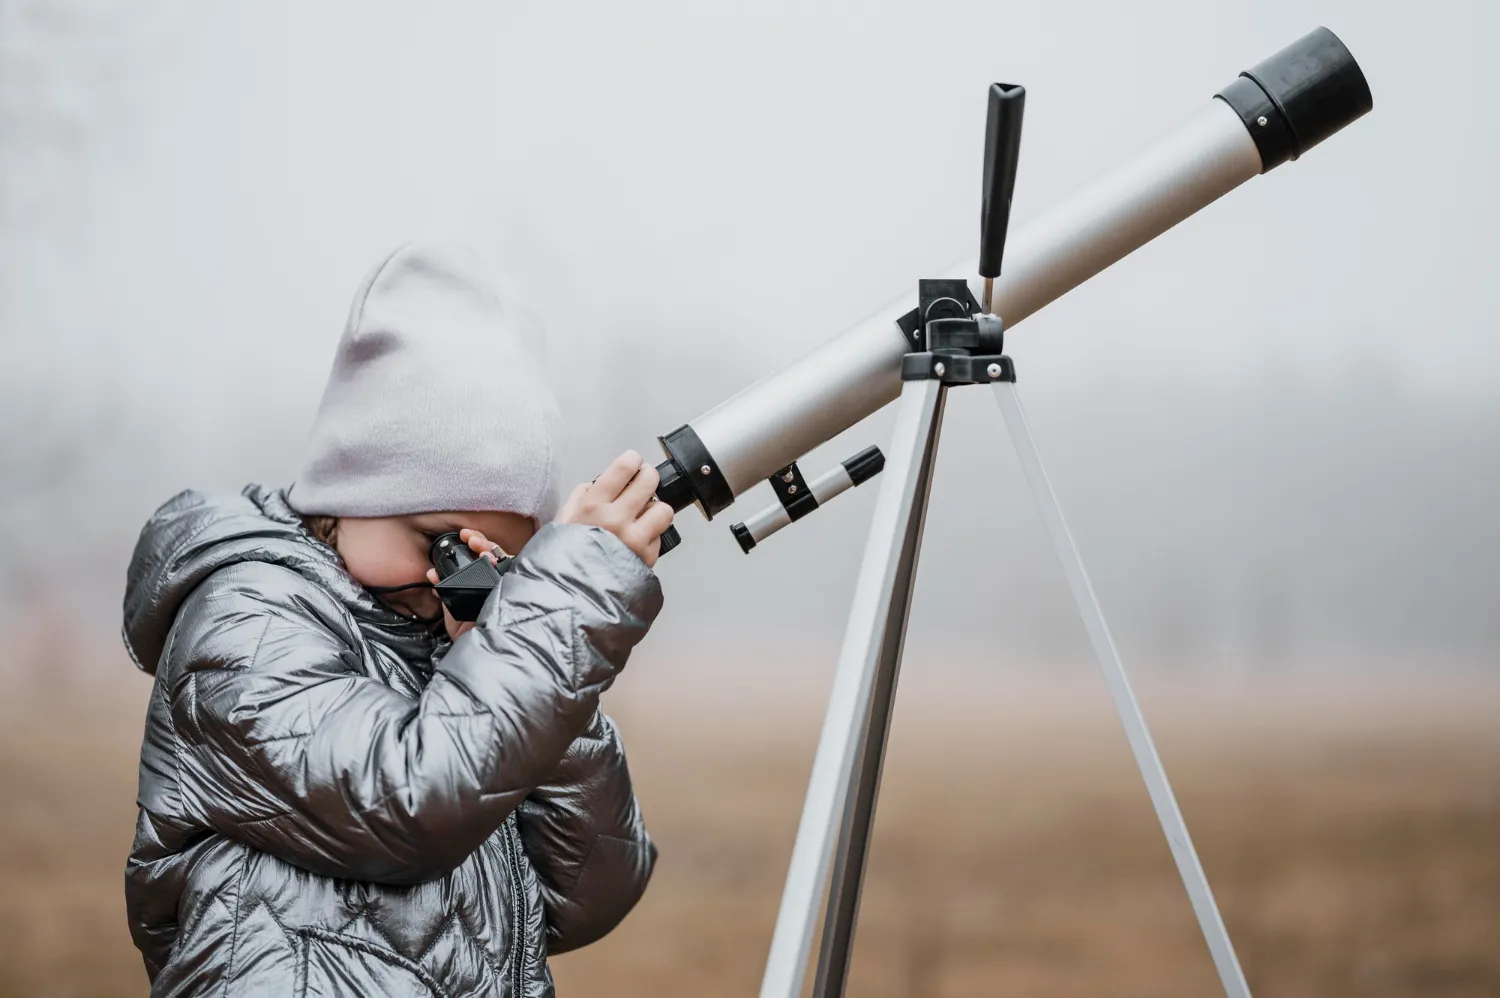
[288, 241, 562, 618]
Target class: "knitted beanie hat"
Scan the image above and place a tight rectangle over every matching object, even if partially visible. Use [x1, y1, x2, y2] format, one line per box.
[287, 241, 563, 524]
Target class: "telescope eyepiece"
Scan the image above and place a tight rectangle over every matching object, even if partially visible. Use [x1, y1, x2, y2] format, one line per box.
[1216, 26, 1372, 172]
[429, 532, 476, 580]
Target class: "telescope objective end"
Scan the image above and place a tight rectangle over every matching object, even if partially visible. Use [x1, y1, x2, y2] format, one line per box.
[1216, 26, 1372, 173]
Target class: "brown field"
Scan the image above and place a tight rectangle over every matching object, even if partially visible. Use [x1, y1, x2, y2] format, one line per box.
[2, 649, 1497, 998]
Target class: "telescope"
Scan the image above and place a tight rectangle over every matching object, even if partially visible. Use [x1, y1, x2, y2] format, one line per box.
[434, 26, 1371, 998]
[433, 26, 1371, 591]
[645, 27, 1370, 549]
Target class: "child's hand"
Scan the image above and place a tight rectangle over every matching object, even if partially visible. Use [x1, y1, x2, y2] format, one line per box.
[424, 528, 507, 641]
[557, 450, 675, 567]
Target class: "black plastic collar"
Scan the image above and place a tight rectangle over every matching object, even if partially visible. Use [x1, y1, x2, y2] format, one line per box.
[1215, 26, 1372, 173]
[658, 424, 735, 520]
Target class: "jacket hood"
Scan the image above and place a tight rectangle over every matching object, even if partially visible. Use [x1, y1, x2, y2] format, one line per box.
[122, 484, 436, 675]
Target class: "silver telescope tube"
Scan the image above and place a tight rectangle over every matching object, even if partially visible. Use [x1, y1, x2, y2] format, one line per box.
[653, 27, 1372, 519]
[695, 101, 1259, 498]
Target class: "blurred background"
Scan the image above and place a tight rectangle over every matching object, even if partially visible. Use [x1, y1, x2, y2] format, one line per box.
[1, 1, 1496, 995]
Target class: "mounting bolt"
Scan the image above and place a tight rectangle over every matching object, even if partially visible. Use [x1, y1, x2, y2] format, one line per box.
[782, 470, 795, 483]
[1257, 115, 1268, 127]
[933, 361, 946, 377]
[700, 464, 712, 476]
[987, 362, 1002, 379]
[787, 484, 798, 495]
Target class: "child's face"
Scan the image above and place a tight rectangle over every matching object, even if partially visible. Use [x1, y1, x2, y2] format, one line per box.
[336, 510, 536, 623]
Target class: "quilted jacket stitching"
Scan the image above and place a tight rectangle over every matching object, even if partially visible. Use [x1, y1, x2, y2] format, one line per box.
[184, 672, 198, 733]
[298, 926, 453, 998]
[413, 911, 460, 964]
[453, 905, 505, 979]
[176, 881, 233, 945]
[246, 611, 276, 672]
[348, 908, 410, 963]
[248, 896, 301, 952]
[235, 810, 295, 833]
[553, 831, 642, 896]
[219, 848, 252, 998]
[495, 606, 568, 632]
[565, 606, 579, 688]
[235, 731, 318, 749]
[161, 664, 186, 817]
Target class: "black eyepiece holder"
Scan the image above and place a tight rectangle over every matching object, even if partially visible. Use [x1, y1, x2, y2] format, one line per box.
[430, 531, 514, 623]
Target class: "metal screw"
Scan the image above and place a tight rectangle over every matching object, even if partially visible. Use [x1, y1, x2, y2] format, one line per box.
[933, 361, 946, 377]
[787, 484, 798, 495]
[782, 470, 795, 483]
[700, 464, 712, 476]
[1257, 115, 1268, 127]
[987, 362, 1002, 379]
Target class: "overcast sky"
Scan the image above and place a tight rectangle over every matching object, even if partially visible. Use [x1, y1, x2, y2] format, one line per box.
[2, 0, 1496, 674]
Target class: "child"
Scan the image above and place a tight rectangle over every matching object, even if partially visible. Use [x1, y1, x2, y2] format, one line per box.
[121, 241, 673, 997]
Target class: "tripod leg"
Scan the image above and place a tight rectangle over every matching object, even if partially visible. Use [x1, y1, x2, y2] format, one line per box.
[992, 381, 1253, 998]
[760, 379, 947, 998]
[813, 379, 946, 998]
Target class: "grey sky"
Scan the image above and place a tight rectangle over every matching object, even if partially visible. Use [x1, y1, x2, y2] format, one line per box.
[2, 0, 1496, 672]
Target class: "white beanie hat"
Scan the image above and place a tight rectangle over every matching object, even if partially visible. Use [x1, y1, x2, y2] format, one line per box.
[287, 240, 563, 523]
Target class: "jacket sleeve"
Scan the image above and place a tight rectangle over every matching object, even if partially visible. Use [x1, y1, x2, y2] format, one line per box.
[516, 708, 656, 953]
[162, 523, 662, 884]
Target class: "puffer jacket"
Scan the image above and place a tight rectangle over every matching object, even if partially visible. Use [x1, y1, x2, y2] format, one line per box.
[120, 484, 662, 997]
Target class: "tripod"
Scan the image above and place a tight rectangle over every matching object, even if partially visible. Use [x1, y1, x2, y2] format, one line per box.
[756, 351, 1252, 998]
[756, 355, 1248, 990]
[756, 80, 1251, 998]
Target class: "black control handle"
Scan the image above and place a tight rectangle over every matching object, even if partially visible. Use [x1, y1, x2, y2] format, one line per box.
[979, 82, 1026, 282]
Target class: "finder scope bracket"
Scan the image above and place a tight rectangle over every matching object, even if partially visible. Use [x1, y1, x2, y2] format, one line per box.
[770, 461, 819, 522]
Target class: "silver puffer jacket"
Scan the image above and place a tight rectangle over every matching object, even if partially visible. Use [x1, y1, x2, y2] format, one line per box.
[121, 485, 662, 997]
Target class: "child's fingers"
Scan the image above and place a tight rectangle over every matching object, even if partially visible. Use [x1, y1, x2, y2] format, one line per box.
[633, 496, 675, 538]
[616, 463, 660, 516]
[426, 568, 440, 585]
[590, 450, 644, 503]
[454, 528, 504, 563]
[557, 482, 589, 523]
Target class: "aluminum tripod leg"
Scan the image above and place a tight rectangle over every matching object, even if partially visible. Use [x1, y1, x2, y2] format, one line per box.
[759, 379, 947, 998]
[992, 380, 1252, 998]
